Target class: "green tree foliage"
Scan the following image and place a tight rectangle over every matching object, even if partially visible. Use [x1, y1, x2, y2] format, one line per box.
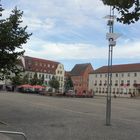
[38, 75, 44, 85]
[10, 74, 22, 86]
[30, 73, 38, 85]
[102, 0, 140, 24]
[0, 4, 32, 80]
[64, 76, 73, 91]
[49, 76, 59, 91]
[22, 73, 30, 84]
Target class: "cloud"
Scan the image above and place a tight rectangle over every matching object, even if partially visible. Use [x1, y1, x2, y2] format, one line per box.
[114, 42, 140, 59]
[2, 0, 140, 67]
[17, 0, 108, 30]
[24, 37, 140, 61]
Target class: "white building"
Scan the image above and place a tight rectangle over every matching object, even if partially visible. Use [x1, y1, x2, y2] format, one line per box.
[89, 63, 140, 97]
[21, 56, 65, 92]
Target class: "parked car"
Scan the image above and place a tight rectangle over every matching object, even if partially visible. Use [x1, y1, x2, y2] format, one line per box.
[65, 90, 75, 97]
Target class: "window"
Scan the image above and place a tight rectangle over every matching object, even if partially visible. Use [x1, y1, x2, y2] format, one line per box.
[61, 77, 63, 81]
[113, 88, 115, 94]
[45, 81, 48, 85]
[100, 74, 102, 78]
[121, 88, 123, 94]
[133, 80, 137, 86]
[48, 64, 50, 67]
[116, 73, 118, 77]
[134, 80, 137, 84]
[99, 88, 101, 93]
[96, 88, 98, 92]
[105, 74, 107, 77]
[128, 73, 130, 77]
[95, 74, 98, 78]
[104, 80, 107, 86]
[115, 80, 118, 86]
[122, 73, 124, 77]
[94, 80, 97, 86]
[117, 88, 119, 94]
[99, 80, 102, 86]
[49, 75, 51, 79]
[127, 80, 130, 86]
[102, 88, 104, 93]
[134, 73, 137, 77]
[120, 80, 124, 86]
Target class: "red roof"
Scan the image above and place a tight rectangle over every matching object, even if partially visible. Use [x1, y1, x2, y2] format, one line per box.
[71, 63, 93, 76]
[24, 56, 59, 74]
[92, 63, 140, 74]
[65, 71, 71, 77]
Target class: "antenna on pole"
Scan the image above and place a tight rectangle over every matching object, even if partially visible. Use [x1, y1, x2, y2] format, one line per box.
[104, 5, 121, 126]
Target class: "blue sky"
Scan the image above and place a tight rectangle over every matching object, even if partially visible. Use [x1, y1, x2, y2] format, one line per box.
[2, 0, 140, 71]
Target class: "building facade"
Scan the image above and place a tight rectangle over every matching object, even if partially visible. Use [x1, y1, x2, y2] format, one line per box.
[70, 63, 93, 94]
[21, 56, 65, 92]
[89, 63, 140, 97]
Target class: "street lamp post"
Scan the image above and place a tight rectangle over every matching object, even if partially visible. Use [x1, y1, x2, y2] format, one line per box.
[105, 7, 120, 126]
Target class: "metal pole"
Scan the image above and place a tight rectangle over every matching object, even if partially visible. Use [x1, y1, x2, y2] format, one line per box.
[106, 6, 114, 126]
[0, 131, 27, 140]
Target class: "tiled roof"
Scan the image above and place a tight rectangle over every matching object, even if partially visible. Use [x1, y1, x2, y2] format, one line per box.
[65, 71, 71, 77]
[70, 63, 92, 76]
[24, 56, 59, 74]
[92, 63, 140, 74]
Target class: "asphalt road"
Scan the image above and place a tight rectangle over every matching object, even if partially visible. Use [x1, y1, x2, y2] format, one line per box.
[0, 92, 140, 140]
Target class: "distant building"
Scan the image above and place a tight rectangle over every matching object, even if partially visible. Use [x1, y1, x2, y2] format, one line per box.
[89, 63, 140, 97]
[65, 71, 71, 80]
[70, 63, 93, 94]
[21, 56, 65, 92]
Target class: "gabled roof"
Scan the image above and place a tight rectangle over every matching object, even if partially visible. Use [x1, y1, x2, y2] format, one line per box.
[92, 63, 140, 74]
[65, 71, 71, 77]
[23, 56, 59, 74]
[70, 63, 92, 76]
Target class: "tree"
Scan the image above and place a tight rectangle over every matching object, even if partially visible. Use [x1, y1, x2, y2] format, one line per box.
[22, 73, 30, 84]
[10, 74, 22, 86]
[49, 76, 59, 92]
[64, 76, 73, 91]
[30, 73, 39, 85]
[38, 75, 44, 85]
[0, 4, 32, 80]
[102, 0, 140, 24]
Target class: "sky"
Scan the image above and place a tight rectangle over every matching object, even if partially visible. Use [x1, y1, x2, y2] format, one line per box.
[1, 0, 140, 71]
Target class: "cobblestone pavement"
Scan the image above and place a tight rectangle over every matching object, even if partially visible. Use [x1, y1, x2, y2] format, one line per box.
[0, 92, 140, 140]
